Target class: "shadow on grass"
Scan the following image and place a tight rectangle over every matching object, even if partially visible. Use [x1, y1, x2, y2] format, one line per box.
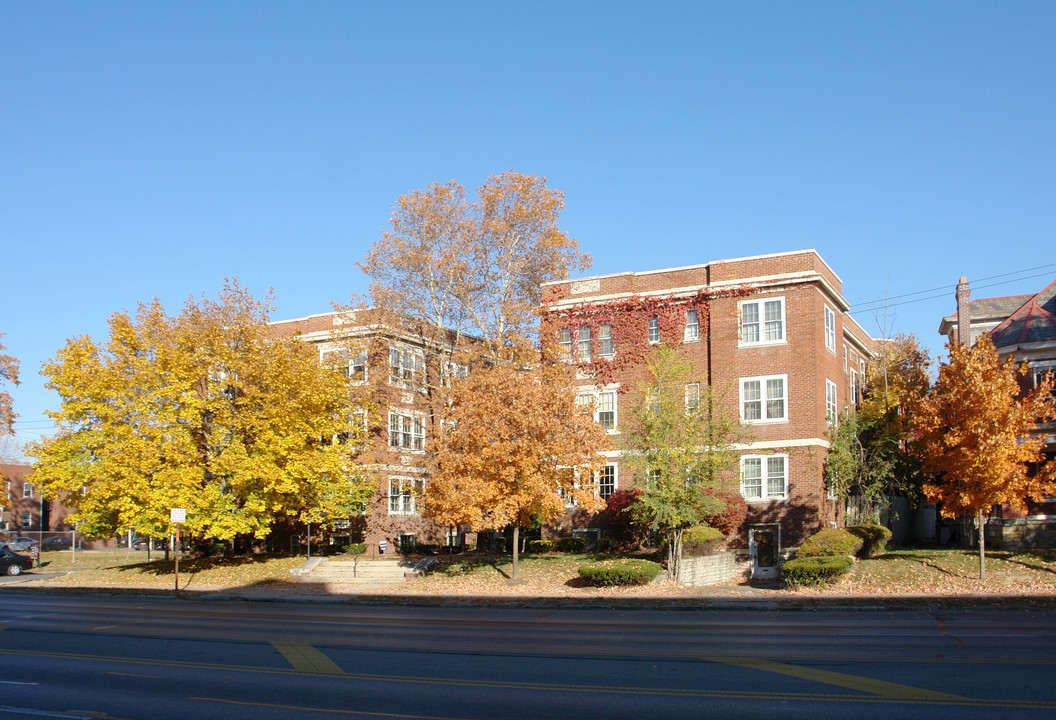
[437, 556, 512, 580]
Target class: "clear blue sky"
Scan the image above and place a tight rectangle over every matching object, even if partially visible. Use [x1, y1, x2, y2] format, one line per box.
[3, 2, 1055, 452]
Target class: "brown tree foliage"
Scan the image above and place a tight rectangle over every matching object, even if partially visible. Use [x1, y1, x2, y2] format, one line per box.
[425, 358, 607, 577]
[861, 333, 931, 426]
[0, 334, 19, 435]
[912, 336, 1056, 578]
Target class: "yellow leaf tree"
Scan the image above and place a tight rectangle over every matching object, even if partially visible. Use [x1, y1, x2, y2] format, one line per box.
[425, 358, 607, 578]
[912, 336, 1056, 579]
[28, 281, 375, 543]
[0, 334, 19, 436]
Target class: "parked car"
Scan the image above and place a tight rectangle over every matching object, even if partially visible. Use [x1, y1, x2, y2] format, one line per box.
[3, 537, 39, 553]
[41, 536, 73, 551]
[0, 547, 33, 576]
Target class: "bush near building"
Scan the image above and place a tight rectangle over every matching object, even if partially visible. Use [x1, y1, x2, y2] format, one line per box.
[578, 558, 662, 587]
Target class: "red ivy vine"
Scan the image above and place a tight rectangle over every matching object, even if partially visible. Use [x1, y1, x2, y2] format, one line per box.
[541, 285, 757, 390]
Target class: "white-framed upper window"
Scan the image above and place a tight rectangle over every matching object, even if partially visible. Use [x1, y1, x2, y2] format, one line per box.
[824, 306, 836, 353]
[741, 455, 788, 501]
[321, 347, 366, 383]
[1033, 363, 1056, 396]
[22, 484, 32, 499]
[648, 317, 660, 343]
[442, 361, 468, 387]
[578, 326, 592, 362]
[599, 324, 614, 357]
[578, 388, 618, 431]
[826, 379, 838, 425]
[850, 369, 859, 408]
[20, 511, 32, 529]
[843, 345, 848, 372]
[389, 477, 424, 515]
[685, 383, 700, 414]
[598, 464, 616, 500]
[740, 297, 785, 346]
[388, 411, 424, 451]
[740, 375, 787, 422]
[685, 309, 699, 342]
[389, 346, 424, 386]
[557, 328, 572, 361]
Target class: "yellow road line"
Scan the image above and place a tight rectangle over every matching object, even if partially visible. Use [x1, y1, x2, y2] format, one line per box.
[193, 696, 474, 719]
[706, 656, 965, 701]
[270, 642, 344, 674]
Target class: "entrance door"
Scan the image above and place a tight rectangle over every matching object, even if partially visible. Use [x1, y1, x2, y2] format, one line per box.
[749, 525, 779, 579]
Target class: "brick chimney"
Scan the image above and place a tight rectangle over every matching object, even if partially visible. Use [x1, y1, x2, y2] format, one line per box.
[956, 276, 971, 346]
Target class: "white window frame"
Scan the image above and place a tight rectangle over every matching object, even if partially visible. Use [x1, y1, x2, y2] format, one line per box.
[388, 477, 424, 515]
[441, 361, 468, 387]
[843, 345, 848, 372]
[739, 374, 787, 423]
[740, 454, 788, 501]
[388, 411, 425, 451]
[599, 324, 614, 358]
[597, 464, 617, 500]
[850, 369, 859, 408]
[22, 484, 32, 499]
[739, 297, 786, 346]
[824, 306, 836, 353]
[20, 511, 32, 529]
[1032, 362, 1056, 394]
[557, 328, 572, 361]
[685, 382, 700, 414]
[826, 379, 838, 426]
[578, 388, 618, 432]
[684, 309, 700, 342]
[389, 346, 424, 386]
[648, 317, 660, 343]
[578, 326, 592, 362]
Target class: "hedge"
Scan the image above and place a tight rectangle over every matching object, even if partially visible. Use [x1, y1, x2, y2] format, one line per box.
[846, 524, 892, 558]
[782, 555, 854, 587]
[578, 559, 662, 587]
[556, 537, 587, 553]
[682, 526, 724, 557]
[795, 528, 862, 558]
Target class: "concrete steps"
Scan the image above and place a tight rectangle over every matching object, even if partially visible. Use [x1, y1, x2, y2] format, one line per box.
[296, 557, 421, 587]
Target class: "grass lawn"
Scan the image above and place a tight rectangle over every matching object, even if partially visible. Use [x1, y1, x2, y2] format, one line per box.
[27, 550, 304, 591]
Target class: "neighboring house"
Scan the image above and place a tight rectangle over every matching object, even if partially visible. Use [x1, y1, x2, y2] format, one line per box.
[939, 277, 1056, 547]
[270, 308, 469, 554]
[0, 462, 76, 543]
[540, 250, 875, 577]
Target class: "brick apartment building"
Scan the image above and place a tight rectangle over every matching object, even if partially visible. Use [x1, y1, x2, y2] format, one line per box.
[270, 308, 469, 553]
[540, 250, 875, 577]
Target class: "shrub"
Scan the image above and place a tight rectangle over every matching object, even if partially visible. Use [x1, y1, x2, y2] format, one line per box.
[700, 490, 748, 535]
[682, 525, 725, 557]
[556, 537, 587, 553]
[795, 528, 862, 558]
[782, 555, 854, 587]
[595, 538, 618, 554]
[342, 542, 366, 556]
[493, 537, 507, 553]
[529, 539, 557, 553]
[578, 559, 662, 587]
[846, 524, 892, 558]
[602, 488, 647, 546]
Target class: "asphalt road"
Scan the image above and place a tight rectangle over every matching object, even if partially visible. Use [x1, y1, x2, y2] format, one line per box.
[0, 594, 1052, 719]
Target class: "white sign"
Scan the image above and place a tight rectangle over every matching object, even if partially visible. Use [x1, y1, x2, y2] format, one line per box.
[170, 508, 186, 523]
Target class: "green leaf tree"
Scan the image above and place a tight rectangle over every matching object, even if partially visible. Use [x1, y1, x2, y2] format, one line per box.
[620, 346, 751, 581]
[28, 281, 375, 543]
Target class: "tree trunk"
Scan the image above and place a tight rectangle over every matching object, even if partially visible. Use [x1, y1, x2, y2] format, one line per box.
[667, 528, 683, 583]
[977, 508, 986, 581]
[512, 525, 519, 579]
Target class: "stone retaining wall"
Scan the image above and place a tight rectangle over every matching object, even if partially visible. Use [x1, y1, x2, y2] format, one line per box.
[680, 551, 746, 586]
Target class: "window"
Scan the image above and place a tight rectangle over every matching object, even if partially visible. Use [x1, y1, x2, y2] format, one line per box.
[350, 350, 367, 382]
[389, 478, 424, 515]
[843, 345, 848, 372]
[398, 532, 416, 549]
[741, 455, 788, 501]
[685, 309, 699, 341]
[826, 379, 838, 425]
[389, 347, 423, 385]
[740, 298, 785, 345]
[648, 317, 660, 343]
[22, 484, 32, 499]
[740, 375, 787, 422]
[389, 412, 424, 451]
[442, 361, 468, 387]
[20, 512, 31, 529]
[578, 326, 592, 362]
[598, 465, 616, 500]
[850, 370, 859, 408]
[557, 328, 572, 361]
[824, 306, 836, 353]
[598, 391, 616, 430]
[646, 468, 661, 488]
[599, 324, 614, 357]
[1033, 364, 1056, 396]
[685, 383, 700, 414]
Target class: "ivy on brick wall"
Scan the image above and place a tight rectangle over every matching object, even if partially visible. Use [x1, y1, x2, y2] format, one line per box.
[542, 286, 756, 389]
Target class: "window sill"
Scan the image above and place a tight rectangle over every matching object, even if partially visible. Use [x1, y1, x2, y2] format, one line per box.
[738, 340, 788, 349]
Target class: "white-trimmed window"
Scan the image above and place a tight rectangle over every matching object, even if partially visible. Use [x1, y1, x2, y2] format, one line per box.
[389, 347, 424, 386]
[843, 345, 848, 372]
[824, 306, 836, 353]
[321, 347, 366, 382]
[1033, 363, 1056, 395]
[22, 484, 32, 499]
[598, 465, 616, 500]
[850, 370, 859, 408]
[740, 298, 785, 345]
[20, 512, 31, 528]
[685, 309, 699, 341]
[388, 412, 424, 451]
[557, 328, 572, 361]
[599, 324, 614, 357]
[579, 389, 618, 430]
[389, 478, 424, 515]
[740, 375, 787, 422]
[578, 326, 592, 362]
[826, 379, 838, 425]
[398, 532, 416, 549]
[741, 455, 788, 501]
[442, 361, 468, 387]
[685, 383, 700, 414]
[648, 317, 660, 343]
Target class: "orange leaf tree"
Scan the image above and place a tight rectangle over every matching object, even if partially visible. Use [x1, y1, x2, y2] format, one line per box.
[0, 333, 19, 436]
[912, 336, 1056, 579]
[425, 357, 607, 578]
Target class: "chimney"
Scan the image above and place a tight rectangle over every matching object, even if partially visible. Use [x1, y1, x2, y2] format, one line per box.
[956, 277, 971, 346]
